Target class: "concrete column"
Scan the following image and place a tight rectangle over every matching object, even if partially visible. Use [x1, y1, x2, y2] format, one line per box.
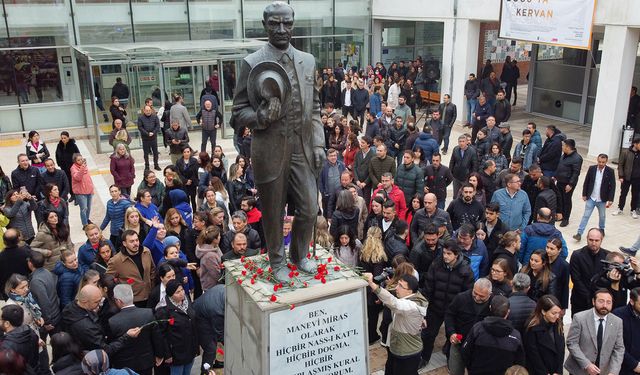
[589, 25, 639, 159]
[371, 19, 383, 64]
[440, 19, 455, 100]
[450, 19, 481, 124]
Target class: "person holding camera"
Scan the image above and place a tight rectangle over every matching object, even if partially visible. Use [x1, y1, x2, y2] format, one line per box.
[364, 271, 427, 375]
[591, 251, 640, 309]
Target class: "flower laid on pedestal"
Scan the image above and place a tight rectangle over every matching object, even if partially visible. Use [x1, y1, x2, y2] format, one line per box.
[222, 251, 362, 310]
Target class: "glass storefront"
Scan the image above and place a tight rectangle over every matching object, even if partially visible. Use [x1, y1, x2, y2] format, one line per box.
[528, 36, 602, 124]
[0, 0, 371, 137]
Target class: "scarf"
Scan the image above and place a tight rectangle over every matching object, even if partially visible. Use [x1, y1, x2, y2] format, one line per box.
[81, 349, 110, 375]
[49, 196, 61, 208]
[9, 292, 43, 320]
[169, 295, 189, 314]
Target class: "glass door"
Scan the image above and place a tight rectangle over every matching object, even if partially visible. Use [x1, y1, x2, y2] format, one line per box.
[220, 59, 240, 139]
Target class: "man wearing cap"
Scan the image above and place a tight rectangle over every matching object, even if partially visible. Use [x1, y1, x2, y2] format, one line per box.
[498, 122, 513, 164]
[232, 1, 325, 282]
[555, 139, 583, 227]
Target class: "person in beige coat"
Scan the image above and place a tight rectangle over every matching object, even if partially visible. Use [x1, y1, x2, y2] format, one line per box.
[30, 211, 74, 271]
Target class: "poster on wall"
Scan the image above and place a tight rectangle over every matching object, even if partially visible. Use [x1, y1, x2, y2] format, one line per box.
[499, 0, 596, 50]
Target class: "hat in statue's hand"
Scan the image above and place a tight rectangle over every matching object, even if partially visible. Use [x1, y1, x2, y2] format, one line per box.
[248, 61, 291, 114]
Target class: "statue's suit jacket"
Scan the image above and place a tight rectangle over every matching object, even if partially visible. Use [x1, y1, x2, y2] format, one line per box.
[232, 43, 324, 185]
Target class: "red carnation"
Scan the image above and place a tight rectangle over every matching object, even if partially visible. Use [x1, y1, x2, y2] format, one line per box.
[289, 304, 295, 310]
[217, 348, 224, 356]
[306, 253, 311, 259]
[321, 277, 326, 284]
[126, 278, 134, 285]
[250, 278, 256, 285]
[456, 334, 463, 341]
[334, 266, 341, 271]
[237, 279, 243, 285]
[327, 256, 333, 263]
[288, 271, 295, 279]
[303, 282, 308, 287]
[241, 270, 247, 276]
[168, 317, 175, 326]
[270, 294, 277, 302]
[240, 255, 246, 263]
[257, 268, 264, 275]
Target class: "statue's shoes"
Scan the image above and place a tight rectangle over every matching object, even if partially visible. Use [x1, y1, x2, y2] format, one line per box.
[272, 266, 292, 283]
[296, 257, 317, 274]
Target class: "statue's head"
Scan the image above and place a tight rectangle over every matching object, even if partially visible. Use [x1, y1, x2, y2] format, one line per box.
[262, 1, 294, 50]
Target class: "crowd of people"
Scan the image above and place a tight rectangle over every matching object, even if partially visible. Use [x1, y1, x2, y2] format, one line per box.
[0, 54, 639, 375]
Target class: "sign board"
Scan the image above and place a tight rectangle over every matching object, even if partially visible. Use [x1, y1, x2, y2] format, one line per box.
[499, 0, 597, 50]
[269, 291, 367, 375]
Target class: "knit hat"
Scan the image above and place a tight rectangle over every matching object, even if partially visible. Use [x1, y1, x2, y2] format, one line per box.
[162, 236, 180, 248]
[81, 350, 109, 375]
[165, 279, 182, 297]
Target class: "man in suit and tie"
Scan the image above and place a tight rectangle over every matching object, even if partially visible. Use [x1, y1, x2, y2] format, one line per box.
[232, 1, 326, 282]
[108, 284, 165, 375]
[565, 288, 625, 375]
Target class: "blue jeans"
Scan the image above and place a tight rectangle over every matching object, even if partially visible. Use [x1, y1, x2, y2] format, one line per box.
[441, 126, 452, 152]
[466, 98, 477, 124]
[631, 234, 640, 251]
[170, 362, 193, 375]
[75, 194, 93, 226]
[577, 198, 606, 235]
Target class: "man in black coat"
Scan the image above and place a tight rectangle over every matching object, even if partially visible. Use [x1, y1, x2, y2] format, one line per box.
[0, 229, 31, 300]
[62, 285, 140, 356]
[423, 153, 453, 210]
[421, 240, 474, 367]
[109, 284, 164, 375]
[613, 287, 640, 375]
[383, 220, 409, 260]
[41, 158, 70, 200]
[410, 193, 453, 242]
[555, 139, 583, 227]
[220, 211, 261, 254]
[11, 154, 42, 200]
[444, 279, 492, 375]
[476, 203, 507, 260]
[193, 284, 226, 371]
[507, 273, 536, 335]
[352, 79, 370, 127]
[0, 305, 39, 371]
[410, 224, 442, 290]
[449, 135, 479, 196]
[340, 80, 354, 118]
[354, 136, 374, 203]
[573, 153, 616, 241]
[570, 228, 610, 316]
[538, 125, 564, 177]
[446, 183, 485, 231]
[462, 295, 525, 375]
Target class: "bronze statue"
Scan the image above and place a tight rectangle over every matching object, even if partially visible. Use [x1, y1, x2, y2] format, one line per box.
[232, 1, 325, 282]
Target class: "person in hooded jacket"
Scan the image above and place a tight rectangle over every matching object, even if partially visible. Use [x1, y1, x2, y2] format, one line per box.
[50, 332, 84, 375]
[413, 126, 439, 164]
[0, 305, 40, 372]
[167, 191, 193, 229]
[421, 240, 474, 367]
[462, 295, 525, 375]
[519, 207, 568, 265]
[537, 125, 565, 177]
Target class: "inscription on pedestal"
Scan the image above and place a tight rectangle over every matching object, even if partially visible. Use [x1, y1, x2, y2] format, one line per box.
[269, 291, 367, 375]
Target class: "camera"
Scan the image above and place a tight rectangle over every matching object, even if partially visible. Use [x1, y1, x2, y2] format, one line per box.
[601, 258, 635, 280]
[374, 267, 395, 283]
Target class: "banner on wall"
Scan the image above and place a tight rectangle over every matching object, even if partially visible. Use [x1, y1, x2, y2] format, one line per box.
[499, 0, 597, 50]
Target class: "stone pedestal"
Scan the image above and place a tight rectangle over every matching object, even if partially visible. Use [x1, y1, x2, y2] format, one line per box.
[224, 249, 370, 375]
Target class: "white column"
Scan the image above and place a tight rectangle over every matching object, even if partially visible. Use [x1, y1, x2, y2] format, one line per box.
[440, 19, 455, 100]
[589, 25, 640, 159]
[450, 19, 481, 124]
[371, 19, 383, 64]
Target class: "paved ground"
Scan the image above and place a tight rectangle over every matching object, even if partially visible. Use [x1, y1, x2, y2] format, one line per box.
[1, 85, 637, 374]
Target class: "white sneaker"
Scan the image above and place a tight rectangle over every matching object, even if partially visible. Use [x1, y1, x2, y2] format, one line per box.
[611, 209, 623, 216]
[633, 211, 639, 219]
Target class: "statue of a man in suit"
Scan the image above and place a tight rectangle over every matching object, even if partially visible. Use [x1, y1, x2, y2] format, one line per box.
[232, 1, 325, 282]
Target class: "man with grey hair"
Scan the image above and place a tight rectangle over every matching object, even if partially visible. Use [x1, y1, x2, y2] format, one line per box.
[507, 273, 536, 335]
[445, 278, 492, 375]
[220, 210, 261, 253]
[109, 284, 164, 375]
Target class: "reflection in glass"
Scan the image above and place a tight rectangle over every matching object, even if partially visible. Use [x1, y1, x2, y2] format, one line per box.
[1, 49, 63, 105]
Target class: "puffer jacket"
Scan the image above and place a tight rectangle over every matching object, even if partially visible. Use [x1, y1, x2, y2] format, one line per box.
[519, 222, 568, 265]
[136, 180, 165, 208]
[100, 197, 132, 237]
[195, 244, 222, 291]
[110, 154, 135, 189]
[538, 132, 564, 172]
[554, 150, 583, 187]
[395, 163, 425, 204]
[424, 255, 474, 314]
[0, 325, 39, 369]
[2, 198, 37, 240]
[462, 317, 525, 375]
[54, 261, 84, 308]
[374, 286, 428, 356]
[10, 165, 41, 198]
[30, 222, 74, 271]
[413, 132, 439, 162]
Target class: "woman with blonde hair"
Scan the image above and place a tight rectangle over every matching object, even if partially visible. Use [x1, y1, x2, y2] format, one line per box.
[210, 207, 228, 234]
[165, 207, 188, 245]
[358, 226, 388, 343]
[112, 129, 131, 153]
[77, 224, 113, 270]
[314, 215, 333, 250]
[120, 206, 150, 247]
